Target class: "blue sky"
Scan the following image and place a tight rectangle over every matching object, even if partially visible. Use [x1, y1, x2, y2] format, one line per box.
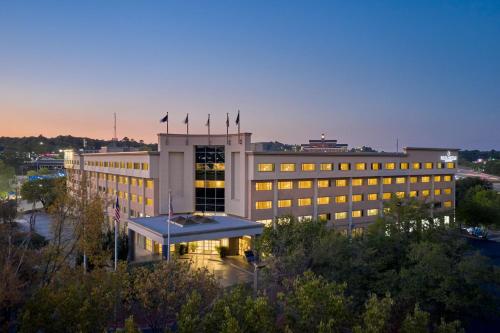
[0, 1, 499, 150]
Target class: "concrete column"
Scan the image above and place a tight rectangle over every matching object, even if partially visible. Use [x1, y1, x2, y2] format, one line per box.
[430, 176, 435, 219]
[127, 229, 135, 262]
[313, 179, 318, 220]
[406, 176, 411, 196]
[348, 177, 353, 235]
[273, 179, 278, 219]
[379, 176, 384, 217]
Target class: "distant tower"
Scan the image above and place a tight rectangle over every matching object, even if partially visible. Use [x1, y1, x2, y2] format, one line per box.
[112, 113, 118, 141]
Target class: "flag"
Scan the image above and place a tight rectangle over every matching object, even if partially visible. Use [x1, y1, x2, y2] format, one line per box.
[114, 197, 121, 222]
[160, 113, 168, 123]
[226, 113, 229, 127]
[235, 110, 240, 125]
[205, 114, 210, 126]
[184, 114, 189, 124]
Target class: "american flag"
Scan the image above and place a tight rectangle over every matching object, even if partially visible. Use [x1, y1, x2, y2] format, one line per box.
[114, 197, 121, 222]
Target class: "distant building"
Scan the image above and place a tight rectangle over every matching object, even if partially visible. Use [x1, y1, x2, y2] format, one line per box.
[301, 135, 348, 152]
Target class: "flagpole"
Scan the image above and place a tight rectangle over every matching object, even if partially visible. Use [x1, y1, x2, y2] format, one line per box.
[185, 113, 189, 145]
[114, 216, 118, 271]
[226, 113, 229, 145]
[167, 190, 171, 262]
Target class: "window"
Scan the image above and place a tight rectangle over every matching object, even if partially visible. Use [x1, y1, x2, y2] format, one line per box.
[352, 194, 363, 202]
[281, 163, 296, 172]
[138, 179, 144, 187]
[444, 175, 452, 182]
[447, 162, 455, 169]
[444, 188, 452, 195]
[131, 178, 137, 186]
[255, 182, 273, 191]
[258, 163, 274, 172]
[320, 163, 333, 171]
[146, 180, 154, 189]
[298, 198, 312, 206]
[385, 163, 396, 170]
[437, 162, 444, 169]
[335, 212, 347, 220]
[339, 163, 350, 171]
[298, 180, 312, 189]
[400, 162, 409, 170]
[127, 162, 133, 169]
[434, 175, 441, 182]
[138, 196, 143, 204]
[335, 179, 347, 187]
[278, 199, 292, 208]
[318, 180, 330, 188]
[382, 192, 392, 200]
[409, 190, 418, 197]
[133, 163, 141, 170]
[421, 190, 430, 197]
[368, 193, 378, 201]
[355, 163, 366, 170]
[444, 201, 452, 208]
[256, 201, 272, 210]
[141, 163, 149, 170]
[317, 197, 330, 205]
[421, 176, 430, 183]
[335, 195, 347, 203]
[410, 176, 418, 183]
[131, 194, 137, 202]
[352, 210, 362, 218]
[256, 219, 273, 226]
[352, 178, 363, 186]
[367, 209, 379, 216]
[278, 181, 293, 190]
[434, 189, 441, 196]
[395, 191, 405, 198]
[383, 177, 392, 185]
[395, 177, 406, 184]
[301, 163, 315, 171]
[368, 178, 378, 186]
[371, 163, 382, 170]
[318, 213, 331, 222]
[424, 162, 433, 169]
[146, 198, 154, 206]
[412, 162, 421, 169]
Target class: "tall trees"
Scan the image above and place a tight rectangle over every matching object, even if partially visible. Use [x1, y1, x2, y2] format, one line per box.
[0, 160, 15, 198]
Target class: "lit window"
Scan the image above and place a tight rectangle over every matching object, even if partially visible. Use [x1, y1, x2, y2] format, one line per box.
[424, 162, 433, 169]
[335, 212, 347, 220]
[335, 179, 347, 187]
[138, 179, 143, 187]
[446, 162, 455, 169]
[318, 180, 330, 188]
[437, 162, 444, 169]
[352, 194, 363, 202]
[133, 163, 141, 170]
[255, 182, 273, 191]
[301, 163, 316, 171]
[298, 215, 313, 222]
[278, 181, 293, 190]
[421, 176, 430, 183]
[434, 176, 441, 182]
[141, 163, 149, 170]
[383, 177, 392, 185]
[281, 163, 296, 172]
[298, 198, 312, 206]
[409, 191, 418, 197]
[382, 192, 392, 200]
[255, 201, 272, 210]
[258, 163, 274, 172]
[146, 180, 154, 189]
[352, 178, 363, 186]
[367, 209, 379, 216]
[146, 198, 154, 206]
[278, 199, 292, 208]
[410, 176, 418, 183]
[400, 162, 409, 170]
[371, 163, 381, 170]
[339, 163, 350, 171]
[138, 196, 143, 204]
[335, 195, 347, 203]
[352, 210, 362, 218]
[355, 163, 366, 170]
[385, 163, 395, 170]
[395, 177, 406, 184]
[317, 197, 330, 205]
[256, 219, 273, 226]
[434, 189, 441, 196]
[368, 178, 378, 185]
[395, 192, 405, 198]
[127, 162, 133, 169]
[131, 178, 137, 186]
[444, 188, 452, 195]
[412, 162, 421, 169]
[444, 175, 452, 182]
[444, 201, 452, 208]
[213, 163, 225, 171]
[131, 194, 137, 202]
[205, 180, 225, 188]
[421, 190, 430, 197]
[318, 213, 330, 222]
[320, 163, 333, 171]
[368, 193, 378, 201]
[195, 180, 205, 188]
[298, 180, 312, 189]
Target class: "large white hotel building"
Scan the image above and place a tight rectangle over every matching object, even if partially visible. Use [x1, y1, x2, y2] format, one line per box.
[65, 132, 457, 260]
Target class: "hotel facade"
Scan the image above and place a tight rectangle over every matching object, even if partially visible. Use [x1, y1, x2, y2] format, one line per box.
[65, 132, 457, 259]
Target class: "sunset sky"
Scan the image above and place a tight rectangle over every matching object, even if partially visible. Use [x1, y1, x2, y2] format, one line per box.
[0, 1, 499, 150]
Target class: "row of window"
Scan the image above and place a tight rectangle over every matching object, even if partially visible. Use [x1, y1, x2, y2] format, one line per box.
[88, 172, 155, 188]
[255, 175, 453, 191]
[85, 160, 149, 170]
[255, 189, 452, 209]
[110, 190, 154, 206]
[257, 162, 455, 172]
